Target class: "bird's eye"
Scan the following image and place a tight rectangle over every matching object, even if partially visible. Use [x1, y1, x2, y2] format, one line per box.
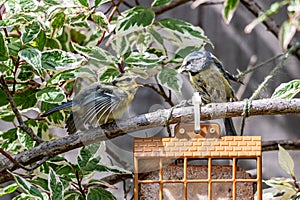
[186, 61, 191, 65]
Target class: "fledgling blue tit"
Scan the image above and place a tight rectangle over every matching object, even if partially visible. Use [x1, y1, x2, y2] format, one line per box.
[41, 73, 140, 134]
[178, 51, 241, 136]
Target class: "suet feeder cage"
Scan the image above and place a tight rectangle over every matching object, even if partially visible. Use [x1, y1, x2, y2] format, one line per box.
[133, 123, 262, 200]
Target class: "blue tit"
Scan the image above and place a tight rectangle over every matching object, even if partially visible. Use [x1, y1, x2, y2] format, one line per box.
[41, 73, 140, 134]
[178, 51, 241, 136]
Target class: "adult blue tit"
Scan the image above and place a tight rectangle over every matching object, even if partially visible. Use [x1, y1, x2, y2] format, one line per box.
[178, 51, 241, 136]
[41, 73, 140, 134]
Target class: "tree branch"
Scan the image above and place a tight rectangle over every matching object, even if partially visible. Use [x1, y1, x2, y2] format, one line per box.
[262, 140, 300, 151]
[153, 0, 190, 15]
[0, 98, 299, 173]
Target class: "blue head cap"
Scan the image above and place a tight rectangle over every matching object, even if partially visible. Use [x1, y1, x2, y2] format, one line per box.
[178, 51, 214, 74]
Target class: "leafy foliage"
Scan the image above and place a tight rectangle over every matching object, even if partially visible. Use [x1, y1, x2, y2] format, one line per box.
[0, 0, 299, 199]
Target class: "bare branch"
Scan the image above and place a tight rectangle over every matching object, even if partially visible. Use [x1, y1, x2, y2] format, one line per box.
[0, 98, 300, 173]
[154, 0, 190, 15]
[0, 76, 43, 143]
[240, 0, 300, 59]
[262, 140, 300, 151]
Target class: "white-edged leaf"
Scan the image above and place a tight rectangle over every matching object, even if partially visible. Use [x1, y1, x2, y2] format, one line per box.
[51, 12, 66, 37]
[116, 6, 155, 36]
[98, 67, 120, 82]
[152, 0, 172, 7]
[278, 144, 295, 176]
[48, 168, 64, 200]
[10, 172, 47, 200]
[158, 68, 182, 92]
[125, 52, 162, 68]
[157, 18, 210, 48]
[223, 0, 239, 24]
[0, 183, 18, 196]
[17, 129, 36, 149]
[18, 48, 42, 75]
[73, 43, 117, 66]
[36, 86, 66, 103]
[0, 32, 9, 61]
[91, 12, 108, 29]
[0, 19, 23, 28]
[148, 28, 166, 52]
[272, 80, 300, 99]
[20, 0, 39, 11]
[41, 50, 84, 70]
[279, 20, 297, 51]
[87, 187, 116, 200]
[136, 32, 152, 53]
[264, 178, 296, 192]
[111, 36, 130, 56]
[21, 21, 41, 44]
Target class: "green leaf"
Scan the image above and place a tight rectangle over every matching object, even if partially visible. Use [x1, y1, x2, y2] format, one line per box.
[279, 20, 297, 51]
[46, 38, 61, 49]
[152, 0, 172, 7]
[0, 32, 9, 61]
[18, 48, 43, 75]
[116, 6, 155, 36]
[87, 187, 116, 200]
[278, 144, 295, 176]
[272, 80, 300, 99]
[78, 0, 89, 8]
[49, 168, 64, 200]
[21, 21, 42, 44]
[11, 172, 47, 200]
[36, 86, 66, 103]
[41, 50, 83, 70]
[19, 0, 38, 11]
[136, 32, 152, 53]
[91, 12, 108, 29]
[0, 183, 19, 196]
[32, 29, 46, 51]
[125, 53, 162, 68]
[51, 12, 66, 37]
[14, 88, 37, 109]
[99, 67, 120, 82]
[223, 0, 239, 24]
[157, 18, 210, 48]
[78, 143, 101, 170]
[17, 128, 36, 149]
[94, 0, 110, 7]
[0, 89, 9, 106]
[8, 41, 22, 58]
[158, 68, 182, 92]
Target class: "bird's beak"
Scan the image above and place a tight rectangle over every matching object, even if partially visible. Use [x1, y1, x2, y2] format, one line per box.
[177, 65, 187, 74]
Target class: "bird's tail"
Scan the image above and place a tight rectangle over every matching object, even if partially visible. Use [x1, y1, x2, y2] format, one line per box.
[40, 101, 73, 117]
[224, 118, 237, 136]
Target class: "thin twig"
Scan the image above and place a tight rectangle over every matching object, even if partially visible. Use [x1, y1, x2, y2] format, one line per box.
[96, 0, 123, 46]
[0, 76, 43, 143]
[143, 83, 175, 107]
[75, 170, 86, 199]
